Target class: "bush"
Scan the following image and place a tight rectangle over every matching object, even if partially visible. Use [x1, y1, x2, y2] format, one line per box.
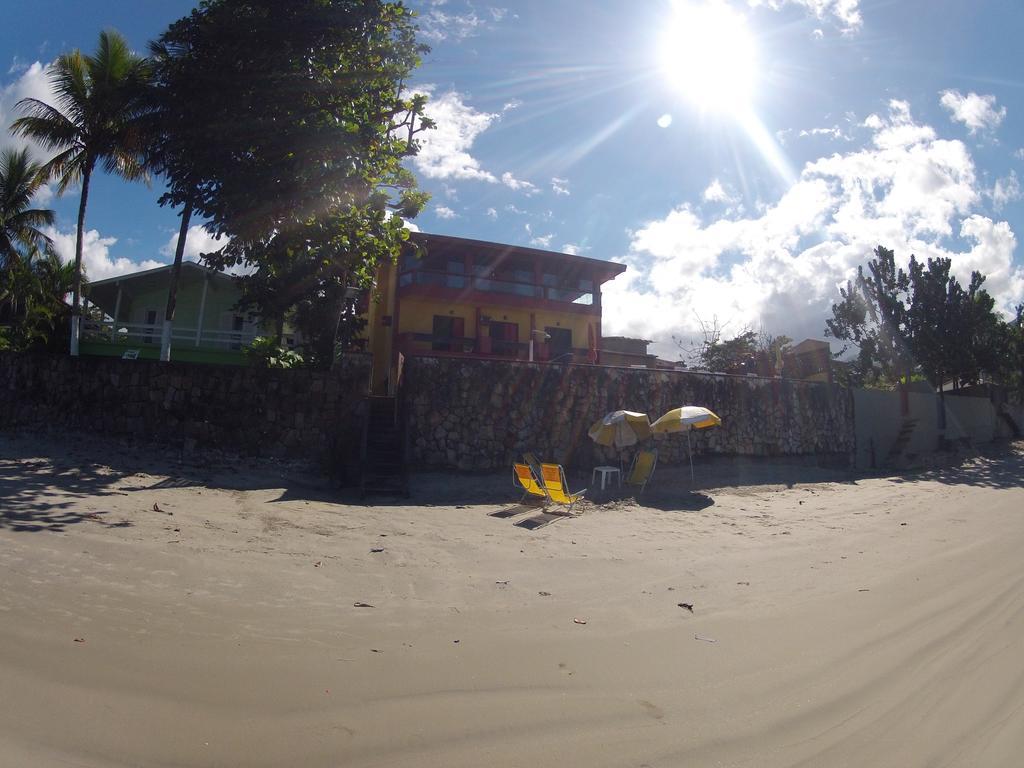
[244, 336, 304, 369]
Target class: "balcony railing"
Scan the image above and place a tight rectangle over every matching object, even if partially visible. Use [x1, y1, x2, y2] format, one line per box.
[397, 332, 592, 363]
[82, 319, 297, 350]
[398, 269, 594, 306]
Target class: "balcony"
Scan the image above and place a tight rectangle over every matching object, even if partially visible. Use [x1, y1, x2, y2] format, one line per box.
[397, 332, 593, 363]
[397, 269, 596, 309]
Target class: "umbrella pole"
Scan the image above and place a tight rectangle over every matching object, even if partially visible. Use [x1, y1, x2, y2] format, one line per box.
[687, 431, 694, 483]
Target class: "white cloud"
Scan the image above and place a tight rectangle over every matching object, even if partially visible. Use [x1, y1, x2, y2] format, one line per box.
[749, 0, 862, 34]
[562, 243, 587, 255]
[529, 234, 553, 248]
[434, 205, 458, 219]
[657, 114, 673, 129]
[0, 59, 63, 202]
[485, 207, 498, 219]
[990, 172, 1021, 211]
[702, 178, 738, 205]
[412, 88, 498, 182]
[603, 99, 1023, 358]
[45, 226, 165, 283]
[160, 224, 229, 261]
[0, 60, 54, 160]
[501, 171, 538, 194]
[551, 177, 570, 196]
[939, 90, 1006, 135]
[799, 125, 850, 141]
[416, 2, 508, 42]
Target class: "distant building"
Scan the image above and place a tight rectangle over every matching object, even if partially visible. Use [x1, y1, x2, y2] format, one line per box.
[363, 232, 627, 393]
[79, 232, 629, 379]
[81, 262, 294, 365]
[600, 336, 659, 368]
[781, 338, 833, 383]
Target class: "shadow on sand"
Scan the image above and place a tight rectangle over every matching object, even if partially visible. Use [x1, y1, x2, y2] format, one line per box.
[0, 452, 135, 533]
[884, 442, 1024, 491]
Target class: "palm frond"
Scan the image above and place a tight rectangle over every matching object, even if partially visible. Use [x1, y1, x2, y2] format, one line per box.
[10, 101, 82, 150]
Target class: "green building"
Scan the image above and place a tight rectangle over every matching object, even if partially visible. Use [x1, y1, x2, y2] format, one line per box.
[83, 262, 289, 365]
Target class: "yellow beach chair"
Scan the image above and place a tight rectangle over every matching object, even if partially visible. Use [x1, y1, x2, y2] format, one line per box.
[540, 463, 586, 513]
[625, 449, 658, 496]
[513, 463, 548, 504]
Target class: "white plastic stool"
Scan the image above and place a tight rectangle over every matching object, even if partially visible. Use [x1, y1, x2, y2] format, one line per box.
[592, 465, 621, 491]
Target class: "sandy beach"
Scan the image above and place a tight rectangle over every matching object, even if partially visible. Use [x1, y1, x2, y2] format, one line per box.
[2, 433, 1023, 767]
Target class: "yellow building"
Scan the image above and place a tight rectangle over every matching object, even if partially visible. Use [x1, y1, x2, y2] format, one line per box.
[365, 233, 627, 393]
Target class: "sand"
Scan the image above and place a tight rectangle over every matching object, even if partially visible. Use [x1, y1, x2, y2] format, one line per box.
[1, 433, 1023, 767]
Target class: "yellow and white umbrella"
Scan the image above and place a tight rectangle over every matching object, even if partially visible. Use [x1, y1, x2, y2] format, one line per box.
[588, 410, 652, 449]
[651, 406, 722, 481]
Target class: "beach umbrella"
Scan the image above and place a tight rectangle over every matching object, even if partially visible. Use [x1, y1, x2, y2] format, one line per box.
[588, 410, 651, 449]
[651, 406, 722, 481]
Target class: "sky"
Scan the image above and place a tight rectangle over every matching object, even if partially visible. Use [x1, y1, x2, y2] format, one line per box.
[2, 0, 1024, 358]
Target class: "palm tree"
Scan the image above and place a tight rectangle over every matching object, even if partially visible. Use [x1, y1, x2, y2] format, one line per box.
[0, 147, 54, 269]
[0, 244, 75, 351]
[10, 29, 151, 355]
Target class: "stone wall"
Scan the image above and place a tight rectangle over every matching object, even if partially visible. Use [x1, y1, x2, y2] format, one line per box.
[401, 357, 855, 471]
[0, 352, 371, 468]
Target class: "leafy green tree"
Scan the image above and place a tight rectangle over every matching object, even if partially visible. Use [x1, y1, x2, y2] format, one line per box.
[10, 29, 152, 355]
[0, 245, 76, 351]
[0, 147, 54, 269]
[828, 247, 1011, 400]
[826, 246, 913, 389]
[151, 0, 433, 367]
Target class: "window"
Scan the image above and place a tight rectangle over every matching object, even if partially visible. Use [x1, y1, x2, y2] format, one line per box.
[143, 309, 157, 344]
[488, 321, 519, 356]
[432, 315, 465, 352]
[445, 259, 465, 289]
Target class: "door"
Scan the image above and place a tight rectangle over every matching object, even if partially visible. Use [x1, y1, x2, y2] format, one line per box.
[545, 327, 572, 360]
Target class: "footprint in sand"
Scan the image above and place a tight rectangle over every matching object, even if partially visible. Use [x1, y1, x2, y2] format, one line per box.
[638, 700, 665, 720]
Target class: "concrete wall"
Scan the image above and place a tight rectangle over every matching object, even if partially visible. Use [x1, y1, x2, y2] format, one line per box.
[852, 390, 943, 469]
[852, 388, 1002, 468]
[945, 396, 997, 443]
[401, 356, 855, 471]
[0, 352, 371, 468]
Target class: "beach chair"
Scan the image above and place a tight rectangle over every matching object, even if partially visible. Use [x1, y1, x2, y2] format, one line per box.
[625, 449, 658, 496]
[513, 463, 549, 504]
[523, 451, 544, 481]
[540, 463, 586, 513]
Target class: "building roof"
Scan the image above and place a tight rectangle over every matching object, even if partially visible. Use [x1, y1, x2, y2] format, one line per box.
[86, 261, 237, 317]
[409, 232, 627, 282]
[87, 261, 232, 289]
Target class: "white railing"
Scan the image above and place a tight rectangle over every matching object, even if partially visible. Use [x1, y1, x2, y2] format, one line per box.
[82, 319, 263, 350]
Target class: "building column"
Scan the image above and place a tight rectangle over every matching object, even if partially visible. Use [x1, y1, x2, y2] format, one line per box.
[195, 275, 209, 346]
[111, 283, 123, 342]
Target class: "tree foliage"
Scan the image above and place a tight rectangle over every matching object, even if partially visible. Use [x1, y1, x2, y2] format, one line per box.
[0, 246, 76, 352]
[151, 0, 432, 366]
[0, 147, 54, 266]
[676, 315, 792, 375]
[10, 29, 151, 348]
[827, 246, 1010, 390]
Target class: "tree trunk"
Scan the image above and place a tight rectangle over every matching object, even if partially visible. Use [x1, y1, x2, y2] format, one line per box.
[160, 202, 193, 362]
[70, 162, 93, 356]
[274, 314, 285, 345]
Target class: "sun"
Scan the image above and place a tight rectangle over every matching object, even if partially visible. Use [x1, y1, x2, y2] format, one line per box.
[659, 1, 758, 114]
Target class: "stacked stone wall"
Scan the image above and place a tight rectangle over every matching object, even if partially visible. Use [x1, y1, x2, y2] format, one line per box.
[0, 352, 370, 466]
[402, 357, 855, 471]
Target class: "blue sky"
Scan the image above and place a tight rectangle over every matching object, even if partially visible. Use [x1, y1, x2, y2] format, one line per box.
[2, 0, 1023, 356]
